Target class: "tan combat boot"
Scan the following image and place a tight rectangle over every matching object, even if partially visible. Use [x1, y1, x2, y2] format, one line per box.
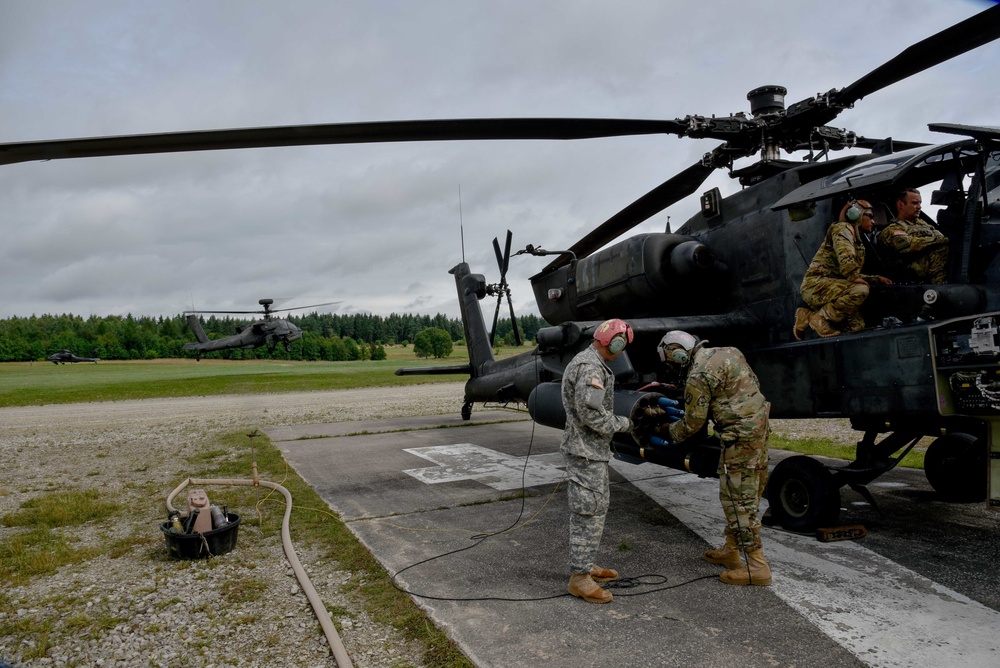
[568, 573, 613, 603]
[703, 535, 743, 570]
[808, 311, 840, 338]
[589, 565, 619, 582]
[793, 307, 812, 341]
[719, 548, 772, 586]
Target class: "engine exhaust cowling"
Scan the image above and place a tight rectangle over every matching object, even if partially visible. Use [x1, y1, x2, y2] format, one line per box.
[529, 233, 724, 324]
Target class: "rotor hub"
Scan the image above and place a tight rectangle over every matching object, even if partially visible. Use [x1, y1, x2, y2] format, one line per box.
[747, 85, 787, 117]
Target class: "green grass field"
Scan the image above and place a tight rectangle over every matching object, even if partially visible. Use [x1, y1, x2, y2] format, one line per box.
[1, 344, 925, 469]
[0, 344, 524, 408]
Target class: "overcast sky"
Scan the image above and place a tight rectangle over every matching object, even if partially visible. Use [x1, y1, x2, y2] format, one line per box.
[2, 0, 998, 322]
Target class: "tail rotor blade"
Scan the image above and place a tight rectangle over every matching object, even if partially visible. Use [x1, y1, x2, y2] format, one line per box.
[489, 295, 503, 347]
[502, 229, 513, 281]
[506, 290, 522, 346]
[493, 237, 505, 276]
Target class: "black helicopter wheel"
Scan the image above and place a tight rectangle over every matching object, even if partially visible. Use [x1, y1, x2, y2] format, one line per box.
[766, 456, 842, 533]
[461, 401, 473, 421]
[924, 433, 986, 502]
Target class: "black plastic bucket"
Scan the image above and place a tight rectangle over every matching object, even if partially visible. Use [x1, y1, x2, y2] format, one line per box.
[160, 513, 241, 559]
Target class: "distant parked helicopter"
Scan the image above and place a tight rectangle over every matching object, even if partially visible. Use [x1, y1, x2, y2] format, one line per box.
[183, 299, 339, 359]
[47, 349, 99, 364]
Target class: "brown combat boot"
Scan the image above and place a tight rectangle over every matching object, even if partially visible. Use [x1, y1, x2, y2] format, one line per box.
[719, 548, 772, 586]
[703, 535, 743, 570]
[793, 307, 812, 341]
[808, 311, 840, 338]
[568, 573, 613, 603]
[589, 565, 619, 582]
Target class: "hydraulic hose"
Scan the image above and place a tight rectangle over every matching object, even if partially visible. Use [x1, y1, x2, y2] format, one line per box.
[166, 477, 353, 668]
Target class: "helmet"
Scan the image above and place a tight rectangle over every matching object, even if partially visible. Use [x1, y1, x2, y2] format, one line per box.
[840, 199, 872, 223]
[594, 318, 633, 354]
[657, 330, 699, 365]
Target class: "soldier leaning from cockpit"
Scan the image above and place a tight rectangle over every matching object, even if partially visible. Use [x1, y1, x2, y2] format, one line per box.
[795, 199, 893, 339]
[877, 188, 949, 284]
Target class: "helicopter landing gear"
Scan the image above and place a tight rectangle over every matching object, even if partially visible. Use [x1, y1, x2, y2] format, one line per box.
[766, 456, 842, 533]
[924, 433, 986, 502]
[461, 401, 473, 421]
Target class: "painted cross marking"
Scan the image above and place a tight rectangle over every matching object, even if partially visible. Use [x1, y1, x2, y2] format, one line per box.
[402, 444, 566, 491]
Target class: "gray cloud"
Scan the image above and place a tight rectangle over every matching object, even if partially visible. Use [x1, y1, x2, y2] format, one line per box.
[2, 0, 998, 321]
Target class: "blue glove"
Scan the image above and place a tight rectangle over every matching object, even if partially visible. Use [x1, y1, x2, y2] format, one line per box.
[649, 435, 673, 447]
[656, 396, 684, 422]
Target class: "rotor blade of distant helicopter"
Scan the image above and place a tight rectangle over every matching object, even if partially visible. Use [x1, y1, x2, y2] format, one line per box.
[0, 118, 690, 166]
[183, 301, 340, 316]
[184, 310, 261, 315]
[543, 159, 717, 272]
[272, 301, 342, 313]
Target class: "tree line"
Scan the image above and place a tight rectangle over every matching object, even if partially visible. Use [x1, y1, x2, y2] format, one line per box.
[0, 311, 547, 362]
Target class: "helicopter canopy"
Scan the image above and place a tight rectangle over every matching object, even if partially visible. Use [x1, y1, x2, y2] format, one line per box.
[772, 139, 981, 210]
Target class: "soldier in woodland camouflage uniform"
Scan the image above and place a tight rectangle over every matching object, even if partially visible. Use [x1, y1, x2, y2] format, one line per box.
[659, 330, 773, 586]
[560, 318, 634, 604]
[878, 188, 949, 284]
[795, 199, 893, 339]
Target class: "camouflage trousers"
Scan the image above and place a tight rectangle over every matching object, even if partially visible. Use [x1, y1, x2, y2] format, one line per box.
[717, 435, 769, 552]
[564, 454, 610, 575]
[905, 245, 948, 284]
[801, 276, 869, 331]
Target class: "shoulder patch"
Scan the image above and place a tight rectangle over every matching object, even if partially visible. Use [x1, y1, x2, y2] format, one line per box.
[589, 376, 605, 390]
[892, 230, 907, 236]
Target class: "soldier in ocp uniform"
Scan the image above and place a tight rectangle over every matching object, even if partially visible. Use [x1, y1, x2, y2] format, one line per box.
[560, 318, 634, 603]
[659, 330, 773, 586]
[878, 188, 949, 284]
[795, 199, 893, 339]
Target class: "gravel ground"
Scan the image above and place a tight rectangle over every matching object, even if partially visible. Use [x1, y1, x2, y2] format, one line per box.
[0, 381, 858, 667]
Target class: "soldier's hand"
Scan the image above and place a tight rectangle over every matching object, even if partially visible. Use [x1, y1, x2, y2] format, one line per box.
[657, 396, 684, 422]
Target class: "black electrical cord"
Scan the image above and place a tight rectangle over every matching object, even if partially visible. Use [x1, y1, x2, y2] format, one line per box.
[389, 355, 720, 602]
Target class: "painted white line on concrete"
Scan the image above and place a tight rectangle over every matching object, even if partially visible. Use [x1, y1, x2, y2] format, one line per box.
[402, 444, 565, 491]
[611, 460, 1000, 668]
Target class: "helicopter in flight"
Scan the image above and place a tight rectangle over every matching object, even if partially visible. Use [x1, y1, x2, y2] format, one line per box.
[182, 299, 339, 359]
[46, 349, 100, 364]
[1, 4, 998, 531]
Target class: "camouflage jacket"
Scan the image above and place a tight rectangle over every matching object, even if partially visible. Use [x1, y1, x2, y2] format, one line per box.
[668, 346, 769, 445]
[559, 344, 632, 462]
[802, 221, 872, 283]
[878, 218, 948, 254]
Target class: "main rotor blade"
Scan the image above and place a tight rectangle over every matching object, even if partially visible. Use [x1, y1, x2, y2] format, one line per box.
[779, 4, 1000, 134]
[836, 4, 1000, 107]
[544, 159, 716, 272]
[0, 118, 690, 166]
[272, 300, 342, 313]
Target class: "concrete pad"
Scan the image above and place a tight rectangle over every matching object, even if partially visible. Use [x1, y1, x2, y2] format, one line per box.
[271, 414, 878, 668]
